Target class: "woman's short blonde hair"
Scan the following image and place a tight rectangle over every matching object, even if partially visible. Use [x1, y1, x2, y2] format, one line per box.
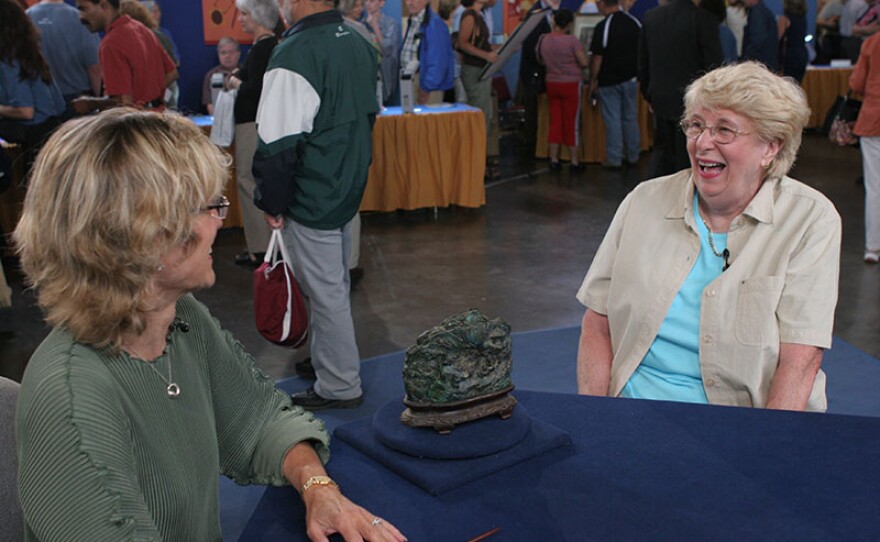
[14, 109, 230, 349]
[683, 61, 810, 179]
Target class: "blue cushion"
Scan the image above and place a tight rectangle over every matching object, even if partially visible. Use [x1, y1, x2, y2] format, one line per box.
[333, 396, 572, 495]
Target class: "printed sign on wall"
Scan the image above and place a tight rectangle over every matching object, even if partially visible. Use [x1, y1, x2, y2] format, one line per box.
[202, 0, 251, 45]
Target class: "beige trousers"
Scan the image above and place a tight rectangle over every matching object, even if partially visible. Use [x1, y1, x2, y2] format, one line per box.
[234, 122, 272, 255]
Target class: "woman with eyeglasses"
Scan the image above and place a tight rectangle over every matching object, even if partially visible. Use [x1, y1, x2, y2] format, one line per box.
[13, 109, 405, 542]
[576, 62, 841, 412]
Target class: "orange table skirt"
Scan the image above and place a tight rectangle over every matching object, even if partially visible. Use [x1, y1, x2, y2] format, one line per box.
[802, 66, 855, 129]
[535, 87, 654, 162]
[361, 105, 487, 212]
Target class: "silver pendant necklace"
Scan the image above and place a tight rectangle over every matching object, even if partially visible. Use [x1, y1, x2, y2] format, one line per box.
[701, 217, 731, 271]
[126, 343, 179, 399]
[701, 217, 724, 258]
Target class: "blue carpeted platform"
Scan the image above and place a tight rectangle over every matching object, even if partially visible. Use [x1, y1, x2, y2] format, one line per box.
[220, 326, 880, 541]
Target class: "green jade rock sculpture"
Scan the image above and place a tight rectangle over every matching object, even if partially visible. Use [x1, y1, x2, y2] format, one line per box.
[400, 309, 517, 433]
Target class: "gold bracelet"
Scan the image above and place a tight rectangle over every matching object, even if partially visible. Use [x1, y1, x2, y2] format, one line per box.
[301, 475, 339, 496]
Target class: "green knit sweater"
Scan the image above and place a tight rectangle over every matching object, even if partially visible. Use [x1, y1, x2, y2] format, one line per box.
[16, 294, 330, 541]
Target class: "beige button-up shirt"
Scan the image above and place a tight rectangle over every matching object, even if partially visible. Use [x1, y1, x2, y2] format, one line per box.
[577, 170, 841, 411]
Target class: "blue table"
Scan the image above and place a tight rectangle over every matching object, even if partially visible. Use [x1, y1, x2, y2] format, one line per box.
[232, 389, 880, 542]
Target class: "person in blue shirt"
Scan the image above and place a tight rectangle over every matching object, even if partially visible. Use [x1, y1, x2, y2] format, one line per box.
[0, 0, 65, 175]
[400, 0, 454, 103]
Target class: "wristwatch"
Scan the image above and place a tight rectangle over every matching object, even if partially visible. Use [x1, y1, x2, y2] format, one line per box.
[301, 475, 339, 495]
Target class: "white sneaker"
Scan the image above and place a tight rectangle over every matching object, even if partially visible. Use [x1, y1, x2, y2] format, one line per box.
[865, 250, 880, 264]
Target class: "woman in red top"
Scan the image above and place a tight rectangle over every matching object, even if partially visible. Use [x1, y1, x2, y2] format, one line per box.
[850, 31, 880, 263]
[537, 9, 588, 170]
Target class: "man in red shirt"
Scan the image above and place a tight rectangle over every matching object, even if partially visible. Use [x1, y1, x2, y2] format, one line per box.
[72, 0, 177, 112]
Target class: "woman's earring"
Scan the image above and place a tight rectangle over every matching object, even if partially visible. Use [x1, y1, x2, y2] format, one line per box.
[157, 264, 165, 272]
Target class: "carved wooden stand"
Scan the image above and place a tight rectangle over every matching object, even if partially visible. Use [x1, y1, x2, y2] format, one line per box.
[400, 386, 517, 434]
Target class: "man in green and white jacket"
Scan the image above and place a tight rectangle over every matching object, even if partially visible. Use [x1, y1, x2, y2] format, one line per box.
[253, 0, 379, 410]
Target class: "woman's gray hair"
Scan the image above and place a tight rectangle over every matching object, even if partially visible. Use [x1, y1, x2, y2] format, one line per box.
[684, 61, 810, 179]
[235, 0, 280, 31]
[217, 36, 240, 52]
[337, 0, 360, 15]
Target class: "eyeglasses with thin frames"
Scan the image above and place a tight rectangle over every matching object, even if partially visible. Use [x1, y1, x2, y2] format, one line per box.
[200, 195, 230, 220]
[680, 119, 749, 145]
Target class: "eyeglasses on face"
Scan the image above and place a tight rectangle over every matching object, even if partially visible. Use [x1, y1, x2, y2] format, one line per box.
[200, 195, 230, 220]
[680, 119, 750, 145]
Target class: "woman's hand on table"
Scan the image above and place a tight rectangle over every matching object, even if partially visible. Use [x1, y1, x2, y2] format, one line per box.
[284, 439, 406, 541]
[303, 486, 407, 542]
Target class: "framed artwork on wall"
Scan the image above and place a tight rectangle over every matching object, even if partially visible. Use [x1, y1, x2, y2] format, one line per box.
[202, 0, 251, 45]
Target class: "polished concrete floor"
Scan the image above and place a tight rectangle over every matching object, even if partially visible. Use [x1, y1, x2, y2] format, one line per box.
[1, 132, 878, 383]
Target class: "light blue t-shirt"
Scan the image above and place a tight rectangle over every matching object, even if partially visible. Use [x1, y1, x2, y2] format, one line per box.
[0, 60, 65, 126]
[27, 2, 100, 98]
[621, 195, 726, 404]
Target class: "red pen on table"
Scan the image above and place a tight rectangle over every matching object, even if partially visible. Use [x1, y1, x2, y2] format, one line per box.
[467, 526, 501, 542]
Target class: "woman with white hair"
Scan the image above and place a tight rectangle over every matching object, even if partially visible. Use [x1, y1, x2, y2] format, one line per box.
[225, 0, 280, 267]
[576, 62, 841, 412]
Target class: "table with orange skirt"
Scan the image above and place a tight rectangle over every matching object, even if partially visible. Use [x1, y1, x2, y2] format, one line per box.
[195, 104, 487, 224]
[801, 65, 855, 129]
[360, 104, 486, 212]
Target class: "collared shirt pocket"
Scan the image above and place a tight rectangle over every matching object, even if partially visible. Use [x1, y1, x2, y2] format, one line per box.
[735, 275, 785, 345]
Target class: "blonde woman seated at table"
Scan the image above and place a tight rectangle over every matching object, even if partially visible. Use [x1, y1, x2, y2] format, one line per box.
[576, 62, 841, 412]
[14, 109, 405, 542]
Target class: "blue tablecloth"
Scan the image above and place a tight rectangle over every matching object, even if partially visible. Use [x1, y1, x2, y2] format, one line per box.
[185, 104, 479, 127]
[378, 103, 479, 117]
[235, 389, 880, 542]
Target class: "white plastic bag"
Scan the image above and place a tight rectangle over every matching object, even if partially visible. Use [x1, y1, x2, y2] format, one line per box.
[210, 89, 237, 147]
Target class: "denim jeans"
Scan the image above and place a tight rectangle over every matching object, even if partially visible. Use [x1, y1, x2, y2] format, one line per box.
[597, 78, 640, 165]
